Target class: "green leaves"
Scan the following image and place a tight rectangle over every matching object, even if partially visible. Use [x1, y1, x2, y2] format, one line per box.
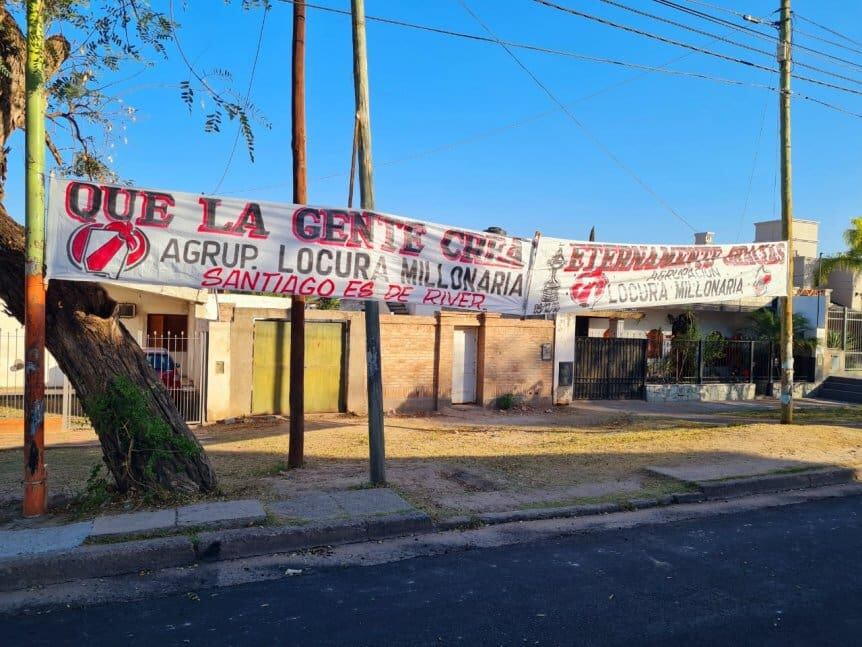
[88, 375, 200, 491]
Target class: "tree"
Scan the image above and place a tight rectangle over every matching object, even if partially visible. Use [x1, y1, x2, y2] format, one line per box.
[817, 217, 862, 283]
[745, 307, 816, 354]
[0, 1, 262, 496]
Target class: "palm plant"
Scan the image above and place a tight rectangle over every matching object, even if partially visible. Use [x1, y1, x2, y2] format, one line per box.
[745, 308, 816, 353]
[817, 217, 862, 283]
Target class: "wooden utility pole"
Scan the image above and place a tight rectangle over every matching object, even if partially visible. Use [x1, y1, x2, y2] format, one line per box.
[288, 0, 307, 467]
[351, 0, 386, 485]
[23, 0, 47, 516]
[778, 0, 795, 423]
[347, 112, 359, 208]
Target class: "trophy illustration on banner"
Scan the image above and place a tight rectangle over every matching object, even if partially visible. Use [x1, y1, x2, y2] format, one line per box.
[533, 246, 566, 315]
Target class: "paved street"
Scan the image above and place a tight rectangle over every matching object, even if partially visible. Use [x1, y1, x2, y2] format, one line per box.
[3, 495, 862, 646]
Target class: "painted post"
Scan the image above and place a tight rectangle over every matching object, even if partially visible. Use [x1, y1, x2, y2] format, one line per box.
[288, 0, 307, 468]
[351, 0, 386, 485]
[23, 0, 47, 516]
[778, 0, 795, 423]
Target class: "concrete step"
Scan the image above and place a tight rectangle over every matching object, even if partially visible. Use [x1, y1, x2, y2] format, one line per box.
[822, 376, 862, 387]
[819, 382, 862, 394]
[816, 388, 862, 404]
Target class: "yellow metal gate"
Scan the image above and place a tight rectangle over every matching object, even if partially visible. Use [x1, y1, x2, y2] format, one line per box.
[251, 321, 345, 415]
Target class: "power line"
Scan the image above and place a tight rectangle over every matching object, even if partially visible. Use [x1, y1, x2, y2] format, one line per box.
[583, 0, 862, 87]
[220, 31, 751, 196]
[272, 0, 862, 101]
[674, 0, 760, 21]
[795, 25, 862, 60]
[265, 0, 862, 115]
[272, 0, 861, 107]
[457, 0, 696, 232]
[735, 98, 768, 243]
[795, 12, 862, 49]
[212, 3, 269, 193]
[533, 0, 862, 99]
[655, 0, 862, 73]
[530, 0, 775, 72]
[599, 0, 779, 63]
[218, 2, 862, 198]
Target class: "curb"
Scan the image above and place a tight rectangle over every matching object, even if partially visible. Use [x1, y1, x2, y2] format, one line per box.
[0, 469, 857, 593]
[0, 512, 433, 593]
[0, 535, 196, 593]
[696, 467, 857, 500]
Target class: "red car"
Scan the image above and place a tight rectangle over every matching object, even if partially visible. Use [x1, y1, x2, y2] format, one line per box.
[144, 347, 182, 389]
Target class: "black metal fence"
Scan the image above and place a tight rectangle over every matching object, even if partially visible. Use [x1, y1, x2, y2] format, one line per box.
[573, 337, 647, 400]
[646, 339, 815, 385]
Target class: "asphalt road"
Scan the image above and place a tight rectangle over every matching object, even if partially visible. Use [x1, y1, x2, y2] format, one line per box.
[3, 496, 862, 646]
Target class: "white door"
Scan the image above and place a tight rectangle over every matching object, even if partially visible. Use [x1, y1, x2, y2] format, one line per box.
[451, 327, 478, 404]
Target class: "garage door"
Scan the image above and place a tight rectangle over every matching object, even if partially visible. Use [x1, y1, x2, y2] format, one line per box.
[251, 321, 345, 415]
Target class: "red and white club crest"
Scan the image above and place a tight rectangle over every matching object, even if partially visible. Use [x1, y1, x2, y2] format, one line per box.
[753, 265, 772, 296]
[67, 221, 149, 279]
[570, 269, 609, 308]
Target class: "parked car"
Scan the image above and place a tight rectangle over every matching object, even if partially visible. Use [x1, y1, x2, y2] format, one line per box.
[144, 347, 182, 389]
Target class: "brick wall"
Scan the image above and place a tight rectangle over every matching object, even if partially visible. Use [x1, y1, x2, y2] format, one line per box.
[479, 315, 554, 407]
[211, 308, 555, 416]
[379, 316, 438, 412]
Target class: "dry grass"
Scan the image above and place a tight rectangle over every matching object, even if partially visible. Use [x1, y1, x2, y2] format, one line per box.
[1, 412, 861, 519]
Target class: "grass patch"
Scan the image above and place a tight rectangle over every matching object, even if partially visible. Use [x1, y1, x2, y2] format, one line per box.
[2, 412, 861, 523]
[719, 406, 862, 423]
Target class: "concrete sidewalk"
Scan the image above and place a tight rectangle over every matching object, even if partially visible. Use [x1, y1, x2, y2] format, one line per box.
[0, 488, 422, 561]
[1, 461, 860, 595]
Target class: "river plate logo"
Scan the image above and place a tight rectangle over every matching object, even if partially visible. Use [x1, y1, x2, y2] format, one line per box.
[67, 221, 150, 279]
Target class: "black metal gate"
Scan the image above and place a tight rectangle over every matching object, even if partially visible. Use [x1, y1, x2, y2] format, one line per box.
[573, 337, 647, 400]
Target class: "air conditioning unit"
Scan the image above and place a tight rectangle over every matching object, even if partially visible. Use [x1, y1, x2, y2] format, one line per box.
[117, 303, 137, 318]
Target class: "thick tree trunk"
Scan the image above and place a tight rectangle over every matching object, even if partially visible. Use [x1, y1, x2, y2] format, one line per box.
[0, 205, 218, 495]
[0, 5, 216, 496]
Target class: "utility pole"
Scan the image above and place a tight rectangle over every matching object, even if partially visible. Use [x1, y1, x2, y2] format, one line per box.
[347, 113, 359, 208]
[351, 0, 386, 484]
[778, 0, 795, 424]
[288, 0, 307, 467]
[23, 0, 47, 516]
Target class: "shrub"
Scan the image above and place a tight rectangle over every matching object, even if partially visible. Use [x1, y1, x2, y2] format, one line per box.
[496, 393, 517, 410]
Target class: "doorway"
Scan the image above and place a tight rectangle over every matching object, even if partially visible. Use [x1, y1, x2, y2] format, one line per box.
[451, 327, 478, 404]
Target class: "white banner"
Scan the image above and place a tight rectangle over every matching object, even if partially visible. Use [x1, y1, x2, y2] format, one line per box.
[45, 178, 789, 315]
[46, 178, 532, 314]
[527, 237, 788, 314]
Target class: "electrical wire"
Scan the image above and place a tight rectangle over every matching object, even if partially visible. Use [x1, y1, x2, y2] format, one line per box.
[795, 12, 862, 49]
[655, 0, 862, 73]
[795, 25, 862, 60]
[734, 99, 768, 243]
[219, 30, 744, 196]
[533, 0, 862, 99]
[219, 1, 862, 198]
[674, 0, 758, 21]
[212, 3, 269, 192]
[268, 0, 862, 114]
[542, 0, 862, 89]
[457, 0, 696, 232]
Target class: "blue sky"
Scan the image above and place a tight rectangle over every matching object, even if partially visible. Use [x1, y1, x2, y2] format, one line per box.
[5, 0, 862, 253]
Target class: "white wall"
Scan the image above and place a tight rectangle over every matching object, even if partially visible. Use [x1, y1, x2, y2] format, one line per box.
[619, 308, 753, 339]
[553, 313, 575, 404]
[0, 305, 63, 389]
[828, 268, 858, 309]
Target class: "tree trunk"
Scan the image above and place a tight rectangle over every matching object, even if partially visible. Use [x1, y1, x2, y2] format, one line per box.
[0, 204, 218, 495]
[0, 5, 216, 496]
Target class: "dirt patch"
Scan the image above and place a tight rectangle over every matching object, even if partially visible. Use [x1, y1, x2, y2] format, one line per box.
[1, 408, 861, 520]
